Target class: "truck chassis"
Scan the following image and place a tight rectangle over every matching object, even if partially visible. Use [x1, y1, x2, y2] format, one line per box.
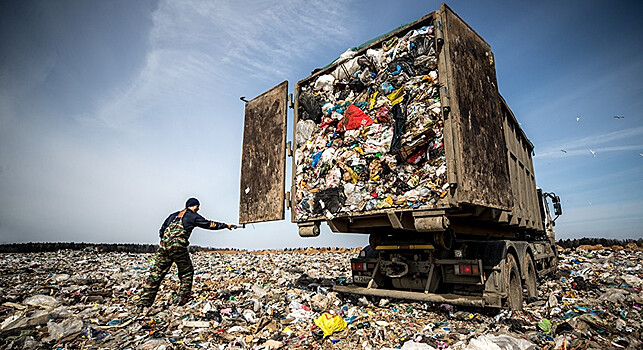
[335, 238, 557, 309]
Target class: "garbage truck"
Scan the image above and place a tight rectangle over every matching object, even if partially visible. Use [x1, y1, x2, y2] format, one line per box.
[238, 3, 562, 310]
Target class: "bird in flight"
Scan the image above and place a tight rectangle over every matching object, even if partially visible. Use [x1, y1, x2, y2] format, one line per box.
[613, 115, 624, 119]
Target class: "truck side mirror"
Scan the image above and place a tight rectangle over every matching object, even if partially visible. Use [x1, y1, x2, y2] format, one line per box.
[554, 202, 562, 216]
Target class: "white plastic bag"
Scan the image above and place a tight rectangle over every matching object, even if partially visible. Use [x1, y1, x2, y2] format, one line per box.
[313, 74, 335, 91]
[44, 317, 83, 342]
[382, 340, 436, 350]
[466, 334, 537, 350]
[23, 295, 61, 309]
[296, 120, 317, 147]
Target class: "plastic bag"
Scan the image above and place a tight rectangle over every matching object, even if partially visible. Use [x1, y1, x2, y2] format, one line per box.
[321, 147, 336, 164]
[344, 183, 365, 206]
[411, 33, 434, 57]
[390, 104, 407, 154]
[325, 167, 342, 188]
[313, 74, 334, 92]
[251, 284, 267, 298]
[44, 317, 83, 342]
[466, 334, 537, 350]
[538, 318, 552, 334]
[376, 106, 391, 123]
[311, 293, 330, 311]
[23, 294, 61, 309]
[337, 48, 357, 62]
[313, 187, 345, 215]
[387, 87, 405, 106]
[332, 57, 361, 81]
[366, 48, 384, 66]
[382, 340, 436, 350]
[296, 120, 317, 147]
[313, 312, 347, 338]
[138, 339, 171, 350]
[338, 104, 373, 131]
[298, 90, 323, 123]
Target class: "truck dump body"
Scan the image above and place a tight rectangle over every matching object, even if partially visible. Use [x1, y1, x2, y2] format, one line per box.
[285, 4, 541, 237]
[237, 4, 544, 236]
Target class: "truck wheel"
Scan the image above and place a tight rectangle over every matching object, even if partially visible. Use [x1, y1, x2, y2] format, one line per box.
[505, 254, 523, 311]
[524, 257, 537, 300]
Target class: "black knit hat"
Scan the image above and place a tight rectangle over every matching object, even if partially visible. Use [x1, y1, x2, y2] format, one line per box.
[186, 197, 200, 208]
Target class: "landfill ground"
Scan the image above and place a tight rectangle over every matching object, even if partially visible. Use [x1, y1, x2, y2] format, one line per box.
[0, 245, 641, 349]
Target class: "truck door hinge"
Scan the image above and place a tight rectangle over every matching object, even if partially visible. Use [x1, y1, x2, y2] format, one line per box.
[287, 141, 293, 157]
[442, 106, 451, 120]
[436, 38, 444, 54]
[288, 93, 294, 109]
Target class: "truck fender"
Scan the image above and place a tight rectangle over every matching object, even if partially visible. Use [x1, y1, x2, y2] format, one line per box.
[503, 241, 530, 281]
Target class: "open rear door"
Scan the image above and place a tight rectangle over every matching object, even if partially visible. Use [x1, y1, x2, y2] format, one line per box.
[239, 81, 288, 224]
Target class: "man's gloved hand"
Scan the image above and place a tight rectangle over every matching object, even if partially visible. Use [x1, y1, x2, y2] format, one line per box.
[227, 224, 239, 230]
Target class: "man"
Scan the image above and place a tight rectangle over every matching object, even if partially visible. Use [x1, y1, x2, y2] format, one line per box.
[138, 197, 238, 308]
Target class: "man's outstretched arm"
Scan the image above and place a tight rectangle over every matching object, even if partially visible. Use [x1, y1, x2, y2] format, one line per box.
[194, 213, 235, 230]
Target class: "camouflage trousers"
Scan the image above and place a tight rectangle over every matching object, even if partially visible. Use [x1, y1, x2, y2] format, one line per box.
[138, 246, 193, 307]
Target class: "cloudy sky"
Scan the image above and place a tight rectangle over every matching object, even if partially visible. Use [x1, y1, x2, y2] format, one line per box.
[0, 0, 641, 249]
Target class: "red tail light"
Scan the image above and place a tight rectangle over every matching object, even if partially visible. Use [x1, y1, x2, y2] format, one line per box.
[352, 261, 374, 272]
[455, 264, 480, 275]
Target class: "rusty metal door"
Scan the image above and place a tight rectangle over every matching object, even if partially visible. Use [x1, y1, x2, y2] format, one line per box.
[239, 81, 288, 224]
[440, 4, 512, 211]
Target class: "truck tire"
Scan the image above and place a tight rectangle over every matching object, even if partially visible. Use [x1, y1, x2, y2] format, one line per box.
[505, 254, 523, 311]
[359, 245, 378, 259]
[524, 256, 537, 300]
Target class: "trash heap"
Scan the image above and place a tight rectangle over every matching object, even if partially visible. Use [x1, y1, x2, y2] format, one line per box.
[1, 245, 641, 349]
[295, 24, 448, 221]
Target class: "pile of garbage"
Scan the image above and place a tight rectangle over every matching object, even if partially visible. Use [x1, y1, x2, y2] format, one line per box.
[294, 24, 447, 221]
[0, 245, 641, 349]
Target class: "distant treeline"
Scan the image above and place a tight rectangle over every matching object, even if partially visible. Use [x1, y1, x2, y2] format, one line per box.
[0, 242, 238, 254]
[557, 238, 642, 249]
[1, 239, 640, 254]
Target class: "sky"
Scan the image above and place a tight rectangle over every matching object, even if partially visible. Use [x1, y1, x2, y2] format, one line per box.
[0, 0, 641, 249]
